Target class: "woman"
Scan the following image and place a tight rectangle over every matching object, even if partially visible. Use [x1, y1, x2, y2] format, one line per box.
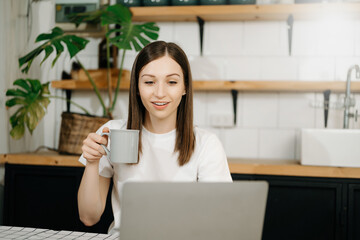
[77, 41, 232, 234]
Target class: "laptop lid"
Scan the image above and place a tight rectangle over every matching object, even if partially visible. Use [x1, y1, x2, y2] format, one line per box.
[119, 181, 268, 240]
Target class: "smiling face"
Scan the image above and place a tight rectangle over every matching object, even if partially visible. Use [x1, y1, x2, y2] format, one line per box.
[138, 55, 186, 132]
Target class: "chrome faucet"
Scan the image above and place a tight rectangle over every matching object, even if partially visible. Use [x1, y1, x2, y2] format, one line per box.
[343, 64, 360, 129]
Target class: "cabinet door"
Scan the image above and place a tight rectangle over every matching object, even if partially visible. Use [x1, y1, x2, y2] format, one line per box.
[348, 184, 360, 240]
[232, 174, 344, 240]
[3, 164, 113, 233]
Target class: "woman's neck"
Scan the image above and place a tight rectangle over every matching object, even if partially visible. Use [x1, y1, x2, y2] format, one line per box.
[144, 114, 176, 134]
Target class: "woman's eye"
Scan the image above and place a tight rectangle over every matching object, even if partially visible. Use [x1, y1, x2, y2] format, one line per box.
[169, 81, 177, 85]
[144, 81, 154, 85]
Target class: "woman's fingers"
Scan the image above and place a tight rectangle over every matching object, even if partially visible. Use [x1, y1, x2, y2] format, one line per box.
[82, 131, 108, 161]
[84, 137, 106, 155]
[82, 145, 100, 159]
[89, 133, 107, 145]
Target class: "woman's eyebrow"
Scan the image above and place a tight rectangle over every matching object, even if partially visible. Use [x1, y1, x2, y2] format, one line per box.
[140, 73, 181, 78]
[166, 73, 181, 78]
[140, 74, 155, 78]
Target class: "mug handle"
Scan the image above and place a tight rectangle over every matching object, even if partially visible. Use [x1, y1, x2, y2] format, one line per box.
[100, 132, 111, 160]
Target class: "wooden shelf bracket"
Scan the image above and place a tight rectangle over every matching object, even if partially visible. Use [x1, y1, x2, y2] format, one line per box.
[196, 16, 205, 56]
[231, 89, 238, 126]
[287, 14, 294, 56]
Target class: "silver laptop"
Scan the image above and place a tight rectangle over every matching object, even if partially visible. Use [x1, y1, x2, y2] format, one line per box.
[119, 181, 268, 240]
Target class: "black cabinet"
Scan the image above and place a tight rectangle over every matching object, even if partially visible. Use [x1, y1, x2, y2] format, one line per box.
[231, 173, 360, 240]
[348, 184, 360, 240]
[3, 163, 113, 233]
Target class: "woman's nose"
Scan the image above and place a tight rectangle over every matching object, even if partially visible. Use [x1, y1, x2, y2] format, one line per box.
[154, 82, 165, 98]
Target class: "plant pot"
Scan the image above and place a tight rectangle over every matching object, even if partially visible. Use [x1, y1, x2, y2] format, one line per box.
[58, 112, 110, 155]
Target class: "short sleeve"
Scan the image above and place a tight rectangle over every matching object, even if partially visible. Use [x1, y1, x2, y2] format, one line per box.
[197, 134, 233, 182]
[78, 119, 127, 178]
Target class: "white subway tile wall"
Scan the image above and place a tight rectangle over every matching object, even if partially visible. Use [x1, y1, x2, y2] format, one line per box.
[258, 129, 296, 160]
[157, 22, 175, 43]
[242, 93, 278, 128]
[316, 20, 354, 56]
[190, 56, 226, 80]
[206, 92, 234, 126]
[259, 57, 298, 80]
[278, 93, 316, 128]
[243, 21, 287, 56]
[173, 22, 200, 56]
[292, 21, 319, 56]
[297, 57, 336, 81]
[204, 22, 244, 56]
[223, 128, 259, 159]
[60, 18, 360, 162]
[193, 92, 208, 126]
[226, 57, 261, 80]
[355, 20, 360, 56]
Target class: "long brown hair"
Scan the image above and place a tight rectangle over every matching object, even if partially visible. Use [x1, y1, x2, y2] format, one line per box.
[127, 41, 195, 166]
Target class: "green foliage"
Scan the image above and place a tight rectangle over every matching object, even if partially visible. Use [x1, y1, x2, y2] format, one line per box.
[6, 79, 51, 139]
[18, 27, 89, 73]
[104, 4, 159, 51]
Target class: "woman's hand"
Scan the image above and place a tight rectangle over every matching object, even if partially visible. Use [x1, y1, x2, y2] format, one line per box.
[82, 127, 109, 163]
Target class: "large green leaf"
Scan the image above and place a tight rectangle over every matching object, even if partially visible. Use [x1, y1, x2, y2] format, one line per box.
[5, 79, 51, 139]
[101, 4, 131, 25]
[18, 27, 89, 74]
[103, 4, 159, 52]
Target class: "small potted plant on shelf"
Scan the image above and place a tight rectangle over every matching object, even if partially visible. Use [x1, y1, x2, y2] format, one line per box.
[5, 4, 159, 154]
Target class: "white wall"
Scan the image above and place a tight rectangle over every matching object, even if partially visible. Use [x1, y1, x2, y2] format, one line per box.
[0, 0, 10, 155]
[3, 2, 360, 163]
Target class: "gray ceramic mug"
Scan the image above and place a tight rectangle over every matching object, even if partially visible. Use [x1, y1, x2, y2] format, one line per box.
[101, 129, 139, 164]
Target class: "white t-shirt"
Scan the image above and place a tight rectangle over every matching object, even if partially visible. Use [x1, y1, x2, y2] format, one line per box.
[79, 119, 232, 234]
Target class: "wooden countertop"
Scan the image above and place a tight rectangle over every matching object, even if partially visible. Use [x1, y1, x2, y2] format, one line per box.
[1, 152, 360, 179]
[0, 152, 83, 167]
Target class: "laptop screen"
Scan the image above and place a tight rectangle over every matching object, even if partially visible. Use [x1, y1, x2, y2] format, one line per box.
[119, 181, 268, 240]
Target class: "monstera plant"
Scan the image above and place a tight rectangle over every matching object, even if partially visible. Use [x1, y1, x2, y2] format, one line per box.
[6, 79, 89, 139]
[6, 4, 159, 147]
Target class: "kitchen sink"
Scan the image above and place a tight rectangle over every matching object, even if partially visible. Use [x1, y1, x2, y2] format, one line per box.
[301, 128, 360, 168]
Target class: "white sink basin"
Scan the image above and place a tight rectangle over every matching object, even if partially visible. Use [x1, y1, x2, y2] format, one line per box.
[301, 129, 360, 168]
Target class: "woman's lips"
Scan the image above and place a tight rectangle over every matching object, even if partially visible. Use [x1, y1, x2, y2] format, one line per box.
[152, 102, 169, 110]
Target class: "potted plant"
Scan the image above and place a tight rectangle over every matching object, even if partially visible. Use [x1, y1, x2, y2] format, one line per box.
[5, 4, 159, 154]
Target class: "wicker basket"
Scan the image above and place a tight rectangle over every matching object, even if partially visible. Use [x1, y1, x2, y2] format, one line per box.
[58, 112, 110, 155]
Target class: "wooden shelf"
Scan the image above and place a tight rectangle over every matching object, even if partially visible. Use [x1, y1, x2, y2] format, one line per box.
[52, 79, 130, 90]
[130, 3, 360, 22]
[193, 81, 360, 92]
[51, 80, 360, 93]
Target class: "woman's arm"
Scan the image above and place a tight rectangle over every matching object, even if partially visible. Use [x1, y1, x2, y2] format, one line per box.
[78, 162, 110, 226]
[77, 127, 111, 226]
